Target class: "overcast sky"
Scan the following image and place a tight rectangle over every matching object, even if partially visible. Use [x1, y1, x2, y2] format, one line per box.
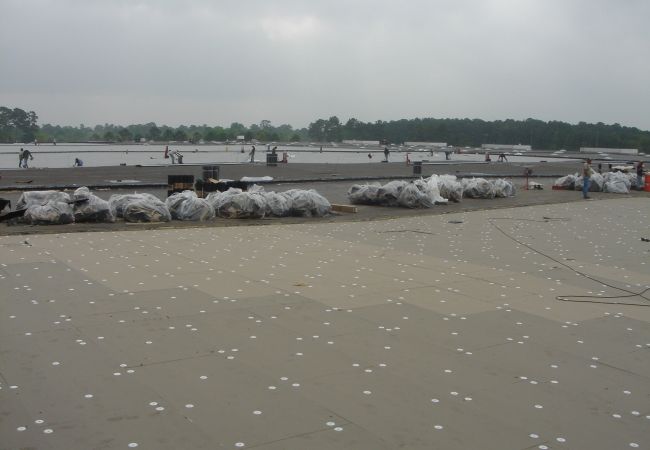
[1, 0, 649, 130]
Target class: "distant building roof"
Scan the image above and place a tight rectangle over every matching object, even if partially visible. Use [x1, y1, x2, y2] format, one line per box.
[580, 147, 638, 155]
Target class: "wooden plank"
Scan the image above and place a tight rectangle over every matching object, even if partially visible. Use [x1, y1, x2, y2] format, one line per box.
[331, 204, 358, 213]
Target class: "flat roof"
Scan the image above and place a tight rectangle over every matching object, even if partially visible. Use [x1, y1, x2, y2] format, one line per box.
[1, 198, 649, 449]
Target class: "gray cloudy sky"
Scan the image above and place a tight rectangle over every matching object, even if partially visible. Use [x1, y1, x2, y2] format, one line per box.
[1, 0, 649, 129]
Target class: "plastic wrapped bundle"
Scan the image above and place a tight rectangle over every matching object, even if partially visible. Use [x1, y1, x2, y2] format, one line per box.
[347, 183, 383, 205]
[491, 179, 516, 198]
[16, 190, 71, 209]
[165, 190, 215, 221]
[553, 174, 577, 189]
[262, 191, 291, 217]
[72, 187, 115, 223]
[24, 201, 74, 225]
[435, 175, 463, 202]
[122, 198, 171, 222]
[243, 185, 285, 216]
[283, 189, 331, 217]
[413, 177, 447, 205]
[574, 172, 604, 192]
[376, 180, 409, 206]
[205, 188, 241, 207]
[206, 188, 243, 215]
[602, 172, 631, 194]
[397, 183, 435, 208]
[591, 172, 605, 191]
[349, 178, 446, 207]
[214, 191, 266, 219]
[109, 193, 162, 218]
[626, 172, 639, 189]
[462, 178, 496, 199]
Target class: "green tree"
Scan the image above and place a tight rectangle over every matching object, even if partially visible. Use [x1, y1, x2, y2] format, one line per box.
[173, 129, 187, 141]
[117, 128, 131, 142]
[308, 119, 327, 141]
[161, 128, 174, 141]
[148, 125, 161, 141]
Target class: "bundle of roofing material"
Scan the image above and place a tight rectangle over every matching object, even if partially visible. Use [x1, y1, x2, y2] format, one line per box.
[282, 189, 332, 217]
[461, 178, 496, 199]
[553, 174, 577, 189]
[348, 176, 514, 207]
[555, 171, 635, 193]
[205, 186, 331, 219]
[16, 190, 71, 209]
[206, 188, 266, 219]
[109, 193, 171, 222]
[434, 175, 463, 202]
[348, 177, 447, 208]
[602, 171, 632, 193]
[17, 188, 114, 225]
[24, 201, 74, 225]
[72, 187, 115, 223]
[165, 190, 215, 221]
[347, 183, 384, 205]
[491, 178, 517, 198]
[574, 172, 604, 192]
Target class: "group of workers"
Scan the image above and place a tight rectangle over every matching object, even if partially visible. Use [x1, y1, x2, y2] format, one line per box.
[246, 145, 288, 163]
[484, 152, 508, 162]
[164, 146, 184, 164]
[20, 148, 84, 168]
[581, 159, 645, 199]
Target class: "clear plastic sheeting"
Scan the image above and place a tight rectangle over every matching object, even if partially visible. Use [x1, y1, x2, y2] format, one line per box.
[72, 187, 115, 223]
[397, 183, 435, 208]
[247, 185, 291, 217]
[553, 174, 577, 189]
[574, 172, 604, 192]
[348, 176, 469, 207]
[377, 181, 409, 206]
[24, 201, 74, 225]
[109, 193, 163, 218]
[491, 179, 516, 198]
[206, 188, 266, 219]
[122, 199, 171, 223]
[399, 178, 448, 208]
[283, 189, 332, 217]
[205, 188, 242, 208]
[207, 188, 266, 219]
[627, 172, 639, 189]
[591, 172, 605, 191]
[461, 178, 496, 199]
[218, 192, 266, 219]
[261, 191, 291, 217]
[16, 190, 71, 210]
[602, 172, 631, 194]
[434, 175, 463, 202]
[207, 186, 331, 219]
[165, 190, 215, 221]
[347, 183, 384, 205]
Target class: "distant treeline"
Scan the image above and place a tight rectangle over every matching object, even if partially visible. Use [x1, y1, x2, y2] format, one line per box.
[2, 106, 649, 151]
[307, 116, 650, 151]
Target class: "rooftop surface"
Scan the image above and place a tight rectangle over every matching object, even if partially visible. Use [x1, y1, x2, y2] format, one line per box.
[1, 197, 649, 449]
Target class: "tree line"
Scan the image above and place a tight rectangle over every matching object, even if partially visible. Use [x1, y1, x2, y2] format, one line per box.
[308, 116, 650, 151]
[2, 106, 650, 151]
[0, 107, 39, 143]
[37, 120, 306, 144]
